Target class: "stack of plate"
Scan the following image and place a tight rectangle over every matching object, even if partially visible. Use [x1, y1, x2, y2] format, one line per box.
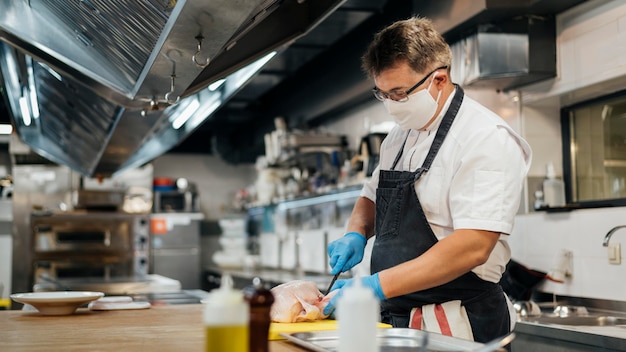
[213, 218, 248, 268]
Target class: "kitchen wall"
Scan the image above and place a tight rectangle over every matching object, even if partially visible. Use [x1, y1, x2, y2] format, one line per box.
[510, 207, 625, 302]
[152, 0, 626, 301]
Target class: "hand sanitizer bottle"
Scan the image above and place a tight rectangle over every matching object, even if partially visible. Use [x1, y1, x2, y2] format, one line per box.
[337, 276, 379, 352]
[543, 163, 565, 207]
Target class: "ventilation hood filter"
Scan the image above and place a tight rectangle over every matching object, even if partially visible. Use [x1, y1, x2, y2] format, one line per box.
[0, 0, 345, 177]
[452, 15, 557, 92]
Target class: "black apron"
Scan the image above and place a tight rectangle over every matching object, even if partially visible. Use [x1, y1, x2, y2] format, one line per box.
[371, 86, 510, 343]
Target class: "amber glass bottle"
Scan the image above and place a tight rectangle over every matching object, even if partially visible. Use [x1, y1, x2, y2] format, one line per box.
[244, 277, 275, 352]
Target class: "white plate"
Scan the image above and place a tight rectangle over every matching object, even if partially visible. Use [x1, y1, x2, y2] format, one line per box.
[88, 301, 151, 311]
[10, 291, 105, 315]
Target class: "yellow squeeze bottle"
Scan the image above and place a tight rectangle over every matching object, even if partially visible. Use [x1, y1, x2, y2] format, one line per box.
[204, 274, 249, 352]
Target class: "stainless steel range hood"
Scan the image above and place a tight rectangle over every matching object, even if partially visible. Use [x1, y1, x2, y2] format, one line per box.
[0, 0, 344, 177]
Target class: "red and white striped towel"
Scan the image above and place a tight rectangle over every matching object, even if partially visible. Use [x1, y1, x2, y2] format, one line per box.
[409, 300, 474, 341]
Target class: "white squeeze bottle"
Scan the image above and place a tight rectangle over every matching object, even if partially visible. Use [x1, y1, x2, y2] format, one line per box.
[204, 274, 249, 352]
[337, 275, 380, 352]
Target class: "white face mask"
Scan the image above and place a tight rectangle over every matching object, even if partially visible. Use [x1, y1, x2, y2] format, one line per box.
[384, 73, 442, 131]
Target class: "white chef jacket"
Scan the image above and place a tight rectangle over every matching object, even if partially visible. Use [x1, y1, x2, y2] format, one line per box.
[361, 88, 532, 283]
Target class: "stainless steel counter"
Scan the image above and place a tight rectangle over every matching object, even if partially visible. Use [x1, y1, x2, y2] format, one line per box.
[34, 274, 182, 295]
[513, 296, 626, 351]
[513, 320, 626, 351]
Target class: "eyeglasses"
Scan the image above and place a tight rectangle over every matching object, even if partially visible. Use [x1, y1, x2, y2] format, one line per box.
[372, 65, 448, 102]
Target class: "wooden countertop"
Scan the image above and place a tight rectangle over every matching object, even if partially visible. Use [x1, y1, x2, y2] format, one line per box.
[0, 304, 307, 351]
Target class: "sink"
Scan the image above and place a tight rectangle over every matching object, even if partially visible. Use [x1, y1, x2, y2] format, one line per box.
[525, 315, 626, 326]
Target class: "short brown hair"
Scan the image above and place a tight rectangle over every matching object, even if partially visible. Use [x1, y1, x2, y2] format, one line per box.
[361, 16, 452, 78]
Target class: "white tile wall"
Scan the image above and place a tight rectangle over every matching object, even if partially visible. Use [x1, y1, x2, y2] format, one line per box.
[508, 0, 626, 301]
[510, 207, 626, 301]
[521, 105, 563, 178]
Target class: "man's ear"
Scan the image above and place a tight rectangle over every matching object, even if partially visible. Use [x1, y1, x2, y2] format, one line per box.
[433, 72, 447, 87]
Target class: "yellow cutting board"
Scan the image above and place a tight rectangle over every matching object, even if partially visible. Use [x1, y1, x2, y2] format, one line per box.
[269, 320, 391, 340]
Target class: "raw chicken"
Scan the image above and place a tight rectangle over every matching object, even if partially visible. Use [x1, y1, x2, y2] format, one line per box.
[270, 280, 337, 323]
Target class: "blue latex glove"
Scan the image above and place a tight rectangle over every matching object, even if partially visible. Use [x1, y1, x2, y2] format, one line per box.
[323, 273, 386, 316]
[327, 232, 367, 275]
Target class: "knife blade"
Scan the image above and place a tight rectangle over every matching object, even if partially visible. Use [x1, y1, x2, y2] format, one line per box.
[325, 273, 340, 295]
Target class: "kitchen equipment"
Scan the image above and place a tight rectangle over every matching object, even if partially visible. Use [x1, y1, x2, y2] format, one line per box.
[73, 189, 125, 211]
[31, 211, 150, 287]
[150, 212, 203, 289]
[513, 300, 541, 318]
[153, 189, 199, 213]
[88, 296, 151, 311]
[0, 0, 345, 178]
[280, 328, 486, 351]
[10, 291, 104, 315]
[32, 274, 182, 296]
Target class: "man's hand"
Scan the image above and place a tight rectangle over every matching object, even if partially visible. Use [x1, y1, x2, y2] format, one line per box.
[327, 232, 367, 275]
[323, 273, 385, 316]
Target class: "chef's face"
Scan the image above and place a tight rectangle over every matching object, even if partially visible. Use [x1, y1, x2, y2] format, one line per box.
[373, 62, 435, 102]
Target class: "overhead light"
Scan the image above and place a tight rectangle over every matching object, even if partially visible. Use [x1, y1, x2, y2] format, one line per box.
[29, 89, 40, 119]
[208, 79, 225, 91]
[40, 62, 63, 82]
[232, 51, 277, 88]
[26, 58, 40, 119]
[0, 124, 13, 135]
[170, 98, 200, 130]
[19, 96, 31, 126]
[187, 100, 221, 131]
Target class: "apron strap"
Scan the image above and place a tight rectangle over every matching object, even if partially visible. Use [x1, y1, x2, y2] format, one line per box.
[391, 131, 411, 170]
[415, 85, 464, 175]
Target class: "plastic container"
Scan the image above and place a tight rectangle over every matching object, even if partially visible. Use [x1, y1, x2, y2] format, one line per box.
[203, 274, 249, 352]
[153, 177, 176, 192]
[337, 276, 380, 352]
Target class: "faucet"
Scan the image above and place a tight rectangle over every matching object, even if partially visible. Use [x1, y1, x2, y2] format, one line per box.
[603, 225, 626, 247]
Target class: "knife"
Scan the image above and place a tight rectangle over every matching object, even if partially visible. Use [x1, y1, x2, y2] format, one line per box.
[325, 273, 340, 295]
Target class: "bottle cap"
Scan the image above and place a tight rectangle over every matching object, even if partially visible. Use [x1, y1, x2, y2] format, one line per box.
[203, 274, 249, 326]
[204, 274, 243, 306]
[340, 274, 376, 302]
[546, 163, 556, 179]
[244, 277, 275, 307]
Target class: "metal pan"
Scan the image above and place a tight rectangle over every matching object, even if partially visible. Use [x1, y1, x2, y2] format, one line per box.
[280, 328, 486, 352]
